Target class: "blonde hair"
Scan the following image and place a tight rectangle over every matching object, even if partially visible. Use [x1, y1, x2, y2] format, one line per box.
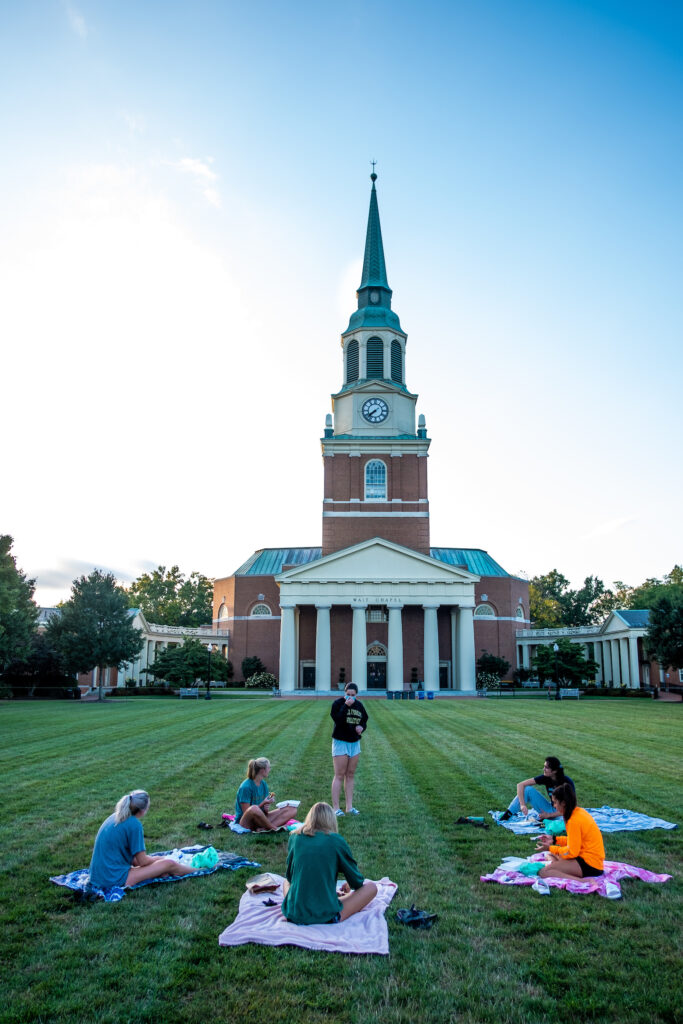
[114, 790, 149, 824]
[247, 757, 270, 780]
[300, 801, 338, 836]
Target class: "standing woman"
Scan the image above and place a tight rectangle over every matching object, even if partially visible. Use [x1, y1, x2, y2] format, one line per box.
[235, 757, 295, 831]
[89, 790, 199, 889]
[536, 782, 605, 879]
[282, 802, 377, 925]
[330, 682, 368, 817]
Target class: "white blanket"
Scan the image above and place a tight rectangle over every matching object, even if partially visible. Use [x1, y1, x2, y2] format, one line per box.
[218, 875, 397, 954]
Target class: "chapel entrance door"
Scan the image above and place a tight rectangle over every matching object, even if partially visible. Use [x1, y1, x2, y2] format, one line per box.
[367, 661, 387, 689]
[301, 665, 316, 689]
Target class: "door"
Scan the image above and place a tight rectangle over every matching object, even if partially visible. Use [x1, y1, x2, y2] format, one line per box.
[439, 664, 450, 689]
[367, 661, 387, 689]
[302, 666, 316, 689]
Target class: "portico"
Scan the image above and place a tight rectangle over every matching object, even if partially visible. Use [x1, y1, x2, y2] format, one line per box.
[276, 537, 479, 693]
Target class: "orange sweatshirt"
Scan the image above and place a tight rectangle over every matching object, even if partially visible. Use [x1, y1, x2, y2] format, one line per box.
[549, 806, 605, 870]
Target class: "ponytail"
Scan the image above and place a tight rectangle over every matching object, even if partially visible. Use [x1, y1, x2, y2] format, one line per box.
[114, 789, 149, 824]
[247, 757, 270, 780]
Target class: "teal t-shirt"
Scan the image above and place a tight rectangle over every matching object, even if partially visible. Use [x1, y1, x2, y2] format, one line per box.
[235, 778, 268, 823]
[89, 813, 145, 888]
[282, 831, 365, 925]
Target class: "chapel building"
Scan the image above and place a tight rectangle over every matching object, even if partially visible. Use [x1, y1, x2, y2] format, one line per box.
[212, 175, 529, 692]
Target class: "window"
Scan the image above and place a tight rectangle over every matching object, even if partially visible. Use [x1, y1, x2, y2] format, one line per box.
[366, 607, 387, 623]
[251, 603, 271, 617]
[365, 459, 387, 500]
[366, 337, 383, 378]
[218, 603, 229, 620]
[391, 340, 402, 383]
[346, 339, 359, 383]
[474, 603, 495, 617]
[515, 606, 525, 620]
[367, 643, 387, 656]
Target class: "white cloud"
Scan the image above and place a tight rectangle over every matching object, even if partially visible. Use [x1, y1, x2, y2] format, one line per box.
[581, 516, 638, 541]
[65, 3, 88, 38]
[175, 157, 221, 207]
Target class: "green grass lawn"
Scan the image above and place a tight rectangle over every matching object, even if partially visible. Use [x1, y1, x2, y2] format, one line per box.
[1, 699, 680, 1024]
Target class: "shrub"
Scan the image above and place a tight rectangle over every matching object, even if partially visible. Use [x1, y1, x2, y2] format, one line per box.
[242, 656, 265, 680]
[245, 671, 277, 690]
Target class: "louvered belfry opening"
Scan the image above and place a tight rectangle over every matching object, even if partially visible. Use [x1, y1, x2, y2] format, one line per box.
[391, 339, 402, 383]
[366, 337, 383, 379]
[346, 339, 359, 382]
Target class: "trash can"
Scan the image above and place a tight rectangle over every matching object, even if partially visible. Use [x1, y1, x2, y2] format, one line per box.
[385, 691, 393, 700]
[417, 690, 425, 700]
[427, 691, 435, 700]
[408, 690, 415, 700]
[401, 690, 409, 700]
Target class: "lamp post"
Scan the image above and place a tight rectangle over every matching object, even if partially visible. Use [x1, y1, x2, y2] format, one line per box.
[553, 643, 560, 701]
[205, 644, 212, 700]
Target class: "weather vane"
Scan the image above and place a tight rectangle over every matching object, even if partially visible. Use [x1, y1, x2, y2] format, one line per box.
[370, 159, 377, 181]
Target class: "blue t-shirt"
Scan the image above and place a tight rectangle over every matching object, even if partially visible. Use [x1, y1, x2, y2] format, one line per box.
[235, 778, 268, 823]
[89, 813, 145, 888]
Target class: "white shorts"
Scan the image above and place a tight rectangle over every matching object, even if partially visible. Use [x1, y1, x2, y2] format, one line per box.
[332, 739, 361, 758]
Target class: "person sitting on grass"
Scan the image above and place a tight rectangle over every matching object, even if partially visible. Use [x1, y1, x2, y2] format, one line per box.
[281, 801, 377, 925]
[89, 790, 200, 889]
[500, 756, 574, 821]
[235, 757, 295, 831]
[535, 782, 605, 879]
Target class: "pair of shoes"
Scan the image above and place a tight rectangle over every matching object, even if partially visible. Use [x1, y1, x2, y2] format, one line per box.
[455, 816, 489, 829]
[346, 807, 360, 815]
[396, 904, 438, 929]
[197, 821, 214, 830]
[335, 809, 345, 817]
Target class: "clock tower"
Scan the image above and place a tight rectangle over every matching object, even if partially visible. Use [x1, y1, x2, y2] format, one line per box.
[322, 173, 431, 556]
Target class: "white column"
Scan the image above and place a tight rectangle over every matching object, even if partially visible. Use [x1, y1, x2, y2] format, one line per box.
[628, 636, 640, 689]
[457, 605, 476, 692]
[594, 641, 603, 684]
[611, 639, 621, 686]
[351, 603, 367, 689]
[619, 638, 629, 686]
[279, 604, 297, 692]
[450, 608, 458, 689]
[522, 644, 530, 669]
[603, 640, 612, 685]
[423, 604, 440, 691]
[387, 603, 404, 692]
[315, 603, 332, 692]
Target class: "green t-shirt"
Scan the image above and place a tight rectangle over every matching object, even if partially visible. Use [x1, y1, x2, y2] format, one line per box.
[282, 831, 365, 925]
[234, 778, 268, 823]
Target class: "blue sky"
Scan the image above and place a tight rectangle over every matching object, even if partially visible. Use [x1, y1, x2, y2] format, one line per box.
[1, 0, 681, 605]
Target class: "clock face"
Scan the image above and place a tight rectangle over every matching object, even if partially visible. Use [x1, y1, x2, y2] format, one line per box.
[370, 290, 379, 303]
[362, 397, 389, 423]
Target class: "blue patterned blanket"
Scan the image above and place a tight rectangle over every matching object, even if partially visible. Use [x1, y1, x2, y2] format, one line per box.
[50, 846, 260, 903]
[489, 806, 678, 835]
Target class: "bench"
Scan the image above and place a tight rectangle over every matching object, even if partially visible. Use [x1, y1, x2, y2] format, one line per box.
[179, 687, 199, 699]
[559, 688, 580, 700]
[476, 689, 488, 698]
[521, 681, 540, 689]
[272, 687, 282, 698]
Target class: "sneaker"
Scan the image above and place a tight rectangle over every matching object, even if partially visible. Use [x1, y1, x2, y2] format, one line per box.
[335, 809, 345, 817]
[347, 807, 360, 815]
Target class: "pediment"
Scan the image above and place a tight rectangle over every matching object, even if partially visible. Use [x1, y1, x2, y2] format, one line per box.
[276, 537, 479, 585]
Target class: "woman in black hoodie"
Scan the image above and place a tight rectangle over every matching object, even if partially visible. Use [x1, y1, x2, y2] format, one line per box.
[330, 682, 368, 818]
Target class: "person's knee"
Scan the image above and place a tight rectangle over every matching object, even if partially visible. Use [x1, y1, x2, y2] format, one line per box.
[364, 881, 377, 898]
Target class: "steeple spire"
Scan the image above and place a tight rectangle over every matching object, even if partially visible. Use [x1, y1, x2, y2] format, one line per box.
[359, 171, 389, 291]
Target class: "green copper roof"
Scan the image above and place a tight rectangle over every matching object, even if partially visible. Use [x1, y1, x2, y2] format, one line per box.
[234, 546, 512, 578]
[359, 178, 389, 290]
[344, 303, 403, 334]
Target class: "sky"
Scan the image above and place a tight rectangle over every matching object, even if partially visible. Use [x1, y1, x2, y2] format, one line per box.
[1, 0, 681, 608]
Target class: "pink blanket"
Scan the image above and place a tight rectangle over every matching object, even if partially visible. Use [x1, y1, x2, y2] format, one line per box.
[218, 874, 397, 954]
[481, 855, 672, 898]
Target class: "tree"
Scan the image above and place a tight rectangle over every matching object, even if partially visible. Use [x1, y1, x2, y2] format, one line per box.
[242, 655, 266, 680]
[529, 570, 606, 627]
[0, 535, 39, 672]
[476, 650, 511, 690]
[532, 638, 599, 688]
[46, 570, 143, 700]
[3, 633, 77, 699]
[127, 565, 213, 627]
[645, 591, 683, 671]
[145, 638, 232, 687]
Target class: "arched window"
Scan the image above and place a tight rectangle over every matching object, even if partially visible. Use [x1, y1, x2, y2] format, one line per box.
[367, 643, 387, 656]
[515, 606, 525, 620]
[365, 459, 387, 500]
[474, 603, 495, 618]
[218, 603, 229, 620]
[250, 603, 272, 617]
[366, 337, 384, 379]
[391, 340, 402, 383]
[346, 339, 359, 383]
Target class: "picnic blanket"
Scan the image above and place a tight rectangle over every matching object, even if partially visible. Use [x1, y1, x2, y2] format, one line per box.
[480, 854, 672, 898]
[489, 806, 678, 835]
[50, 846, 260, 903]
[222, 813, 302, 835]
[218, 874, 398, 954]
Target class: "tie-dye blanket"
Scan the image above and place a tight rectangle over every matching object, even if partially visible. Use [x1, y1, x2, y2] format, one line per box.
[480, 854, 672, 898]
[50, 845, 260, 903]
[489, 806, 678, 835]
